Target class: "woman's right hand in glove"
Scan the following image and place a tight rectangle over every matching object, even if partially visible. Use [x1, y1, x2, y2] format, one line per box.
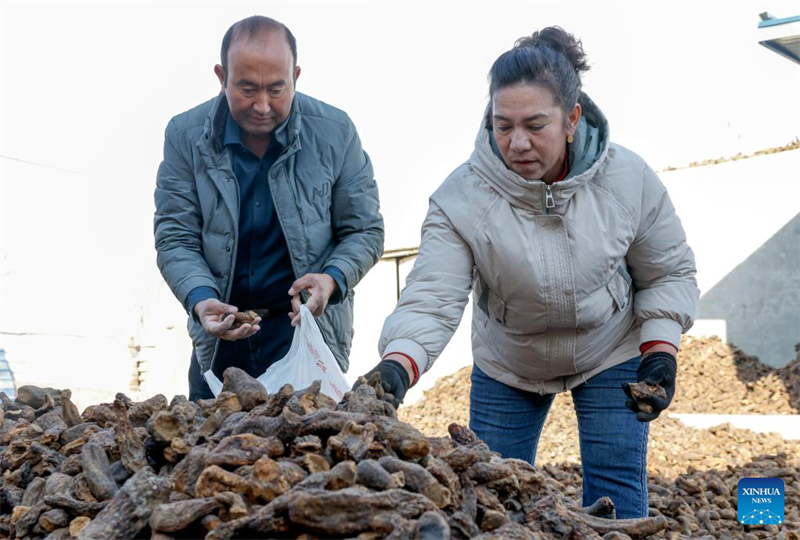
[356, 355, 417, 408]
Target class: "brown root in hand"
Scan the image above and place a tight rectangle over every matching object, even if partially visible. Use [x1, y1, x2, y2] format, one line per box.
[626, 382, 667, 414]
[225, 310, 260, 328]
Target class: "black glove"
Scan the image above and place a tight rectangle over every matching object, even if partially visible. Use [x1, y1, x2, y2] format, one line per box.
[622, 352, 677, 422]
[357, 360, 410, 408]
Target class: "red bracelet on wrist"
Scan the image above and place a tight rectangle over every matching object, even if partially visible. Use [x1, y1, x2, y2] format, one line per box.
[640, 340, 676, 355]
[382, 352, 420, 386]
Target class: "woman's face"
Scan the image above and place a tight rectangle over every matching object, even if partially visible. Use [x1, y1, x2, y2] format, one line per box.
[492, 83, 580, 183]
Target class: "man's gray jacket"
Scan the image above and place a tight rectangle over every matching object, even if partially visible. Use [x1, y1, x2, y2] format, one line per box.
[154, 92, 384, 373]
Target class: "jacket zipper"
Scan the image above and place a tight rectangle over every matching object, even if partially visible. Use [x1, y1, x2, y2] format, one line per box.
[544, 184, 555, 214]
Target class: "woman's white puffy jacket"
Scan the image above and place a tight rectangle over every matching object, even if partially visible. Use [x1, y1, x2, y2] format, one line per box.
[379, 93, 699, 394]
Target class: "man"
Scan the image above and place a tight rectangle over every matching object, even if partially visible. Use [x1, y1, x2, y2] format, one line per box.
[154, 16, 384, 400]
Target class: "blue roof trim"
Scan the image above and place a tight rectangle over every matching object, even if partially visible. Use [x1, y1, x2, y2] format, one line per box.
[758, 15, 800, 28]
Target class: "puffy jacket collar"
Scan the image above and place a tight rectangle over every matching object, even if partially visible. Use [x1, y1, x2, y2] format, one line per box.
[200, 94, 303, 155]
[470, 91, 610, 212]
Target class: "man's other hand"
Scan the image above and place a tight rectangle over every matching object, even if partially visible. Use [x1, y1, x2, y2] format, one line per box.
[195, 298, 261, 340]
[288, 273, 337, 326]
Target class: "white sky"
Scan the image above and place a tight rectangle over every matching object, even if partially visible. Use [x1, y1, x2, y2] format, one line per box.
[1, 2, 799, 397]
[2, 1, 799, 249]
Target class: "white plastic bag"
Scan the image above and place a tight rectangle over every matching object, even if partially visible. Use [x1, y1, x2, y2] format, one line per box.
[203, 305, 350, 401]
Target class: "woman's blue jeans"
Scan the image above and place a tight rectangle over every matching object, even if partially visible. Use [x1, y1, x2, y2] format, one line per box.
[469, 357, 649, 519]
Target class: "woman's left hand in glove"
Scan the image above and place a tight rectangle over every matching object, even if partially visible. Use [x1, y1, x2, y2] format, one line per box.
[623, 351, 677, 422]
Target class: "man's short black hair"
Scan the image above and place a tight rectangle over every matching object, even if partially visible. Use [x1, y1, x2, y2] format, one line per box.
[220, 16, 297, 79]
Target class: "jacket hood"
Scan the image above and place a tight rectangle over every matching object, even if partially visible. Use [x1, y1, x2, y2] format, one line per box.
[470, 91, 610, 212]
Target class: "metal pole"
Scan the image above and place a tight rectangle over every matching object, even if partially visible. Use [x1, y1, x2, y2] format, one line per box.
[395, 258, 400, 300]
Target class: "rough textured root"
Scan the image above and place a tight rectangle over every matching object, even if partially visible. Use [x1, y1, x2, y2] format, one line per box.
[448, 423, 482, 447]
[77, 469, 172, 540]
[250, 383, 294, 417]
[232, 495, 291, 536]
[206, 433, 284, 467]
[285, 380, 339, 416]
[146, 400, 197, 445]
[525, 494, 668, 539]
[326, 420, 376, 462]
[292, 434, 323, 456]
[356, 459, 405, 491]
[473, 521, 539, 539]
[126, 394, 169, 428]
[383, 419, 431, 460]
[114, 415, 151, 474]
[441, 442, 494, 473]
[15, 386, 65, 410]
[574, 513, 669, 539]
[414, 510, 451, 539]
[44, 495, 107, 517]
[468, 461, 515, 484]
[16, 502, 50, 537]
[448, 510, 481, 539]
[214, 491, 250, 521]
[149, 497, 220, 532]
[326, 460, 358, 490]
[7, 372, 787, 539]
[339, 377, 397, 417]
[69, 516, 92, 537]
[231, 310, 260, 326]
[231, 407, 302, 442]
[60, 391, 83, 428]
[80, 404, 119, 428]
[299, 409, 370, 435]
[169, 445, 209, 497]
[580, 496, 616, 519]
[39, 508, 70, 532]
[22, 476, 46, 507]
[285, 488, 439, 536]
[194, 465, 252, 500]
[80, 441, 118, 501]
[378, 456, 451, 508]
[221, 367, 268, 411]
[627, 381, 667, 414]
[427, 456, 462, 508]
[44, 472, 73, 498]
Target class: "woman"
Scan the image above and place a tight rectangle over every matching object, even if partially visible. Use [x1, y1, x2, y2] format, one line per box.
[361, 27, 699, 519]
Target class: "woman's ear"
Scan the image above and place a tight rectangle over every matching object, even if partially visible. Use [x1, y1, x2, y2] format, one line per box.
[568, 102, 582, 133]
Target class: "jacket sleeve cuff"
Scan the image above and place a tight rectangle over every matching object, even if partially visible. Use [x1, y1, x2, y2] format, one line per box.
[322, 266, 347, 305]
[186, 286, 219, 323]
[322, 258, 357, 296]
[640, 319, 683, 351]
[382, 338, 429, 374]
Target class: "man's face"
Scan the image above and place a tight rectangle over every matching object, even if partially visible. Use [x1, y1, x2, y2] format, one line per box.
[215, 30, 300, 141]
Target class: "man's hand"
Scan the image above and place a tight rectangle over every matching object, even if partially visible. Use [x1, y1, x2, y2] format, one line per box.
[355, 359, 411, 409]
[623, 351, 677, 422]
[194, 298, 261, 341]
[288, 273, 338, 326]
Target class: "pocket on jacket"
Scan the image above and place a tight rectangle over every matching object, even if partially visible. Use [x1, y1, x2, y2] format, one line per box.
[606, 265, 632, 312]
[474, 275, 506, 325]
[487, 289, 507, 325]
[202, 231, 231, 279]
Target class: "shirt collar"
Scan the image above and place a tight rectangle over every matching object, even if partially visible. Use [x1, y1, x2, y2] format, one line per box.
[222, 109, 292, 151]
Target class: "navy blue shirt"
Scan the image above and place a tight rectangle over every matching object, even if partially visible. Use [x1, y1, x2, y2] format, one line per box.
[186, 111, 346, 378]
